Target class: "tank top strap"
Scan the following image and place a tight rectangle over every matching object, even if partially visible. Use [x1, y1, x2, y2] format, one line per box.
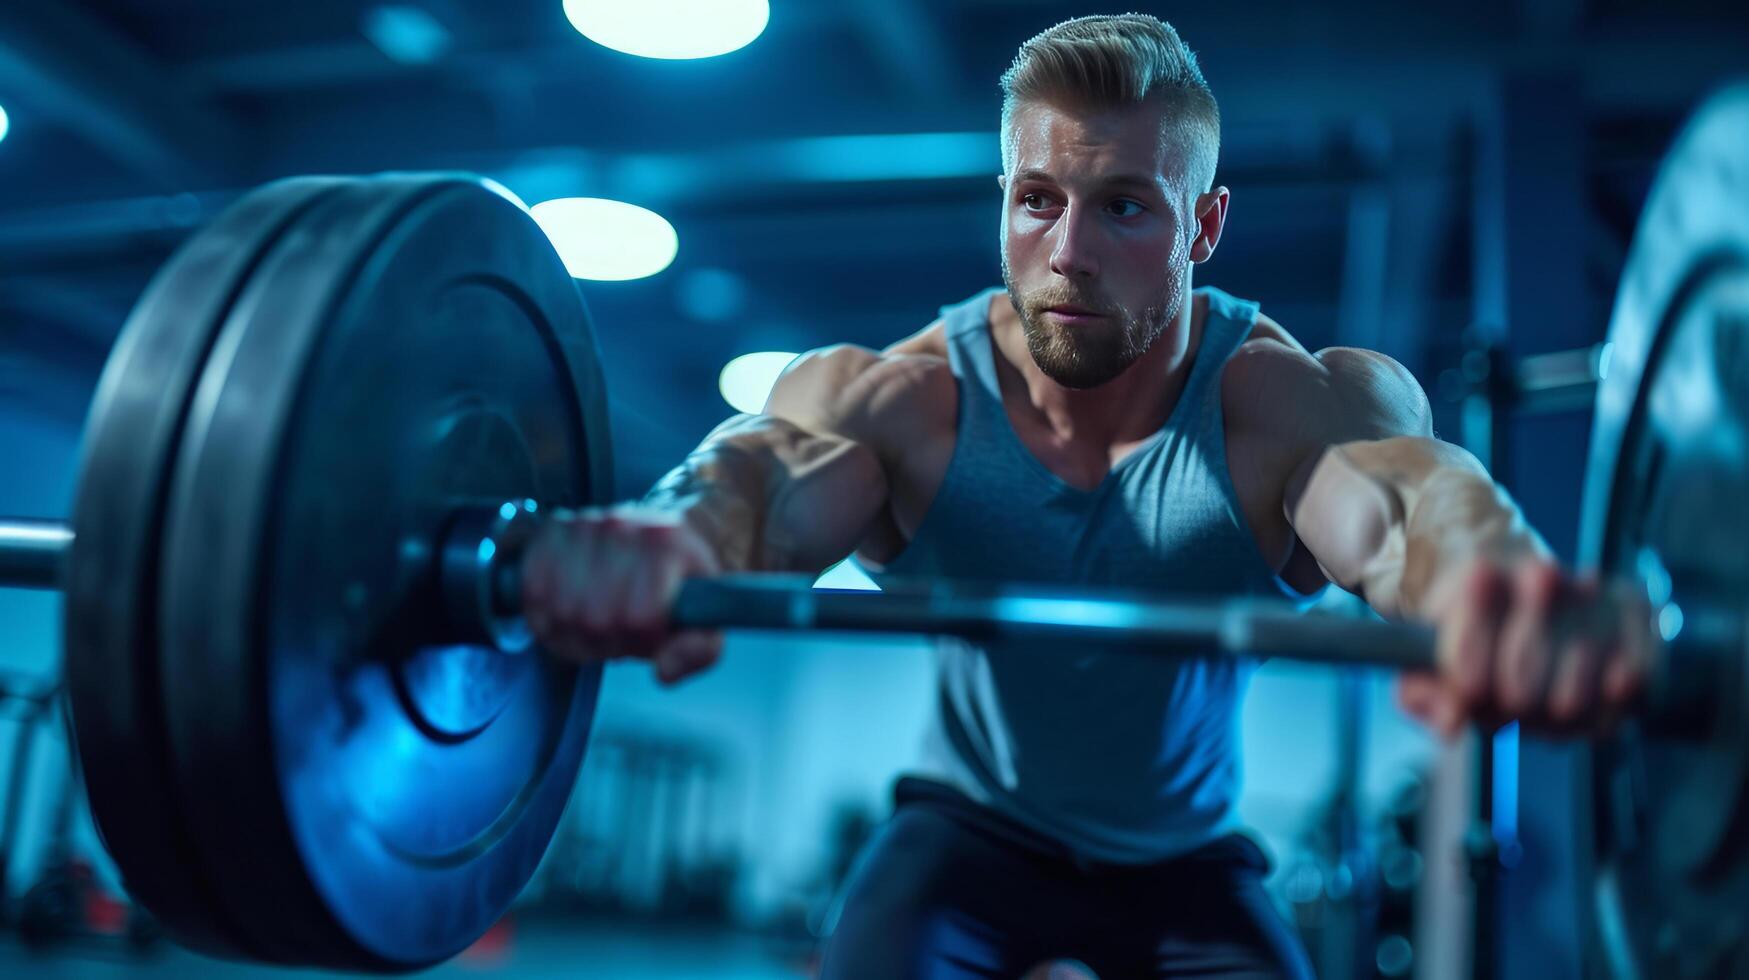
[1174, 286, 1260, 433]
[938, 286, 1011, 437]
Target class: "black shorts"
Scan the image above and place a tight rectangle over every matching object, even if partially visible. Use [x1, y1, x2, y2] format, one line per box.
[818, 778, 1313, 979]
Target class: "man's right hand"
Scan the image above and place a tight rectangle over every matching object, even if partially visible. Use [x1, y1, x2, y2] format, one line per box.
[518, 506, 725, 684]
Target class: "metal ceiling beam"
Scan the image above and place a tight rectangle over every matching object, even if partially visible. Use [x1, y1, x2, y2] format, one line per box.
[0, 3, 236, 188]
[844, 0, 958, 100]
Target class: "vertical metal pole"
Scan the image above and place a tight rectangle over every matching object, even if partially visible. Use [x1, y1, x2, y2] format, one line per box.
[1327, 133, 1391, 980]
[1470, 67, 1592, 980]
[1460, 342, 1509, 980]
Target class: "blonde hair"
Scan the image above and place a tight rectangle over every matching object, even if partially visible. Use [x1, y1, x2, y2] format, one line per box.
[999, 14, 1220, 195]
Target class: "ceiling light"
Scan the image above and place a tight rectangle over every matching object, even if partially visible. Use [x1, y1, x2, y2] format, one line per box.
[562, 0, 770, 60]
[530, 197, 678, 281]
[718, 351, 798, 415]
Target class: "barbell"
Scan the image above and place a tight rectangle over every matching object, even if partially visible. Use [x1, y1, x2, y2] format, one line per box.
[0, 83, 1745, 973]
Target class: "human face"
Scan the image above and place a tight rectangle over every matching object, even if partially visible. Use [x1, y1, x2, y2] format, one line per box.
[999, 99, 1221, 389]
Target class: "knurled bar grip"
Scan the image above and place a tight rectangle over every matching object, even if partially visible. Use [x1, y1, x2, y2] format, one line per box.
[456, 501, 1440, 670]
[668, 576, 1440, 668]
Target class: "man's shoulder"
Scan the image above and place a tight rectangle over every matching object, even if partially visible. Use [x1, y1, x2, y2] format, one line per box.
[888, 286, 1012, 355]
[765, 339, 955, 448]
[1244, 310, 1304, 351]
[1219, 310, 1312, 404]
[885, 317, 952, 358]
[1222, 329, 1430, 442]
[775, 341, 952, 405]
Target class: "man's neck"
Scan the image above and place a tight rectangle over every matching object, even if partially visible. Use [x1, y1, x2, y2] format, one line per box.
[988, 287, 1204, 448]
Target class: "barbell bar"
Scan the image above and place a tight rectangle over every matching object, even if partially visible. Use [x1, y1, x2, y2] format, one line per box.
[6, 499, 1735, 726]
[0, 518, 69, 589]
[8, 492, 1732, 745]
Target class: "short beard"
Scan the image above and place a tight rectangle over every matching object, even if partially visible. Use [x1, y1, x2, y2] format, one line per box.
[1000, 264, 1180, 390]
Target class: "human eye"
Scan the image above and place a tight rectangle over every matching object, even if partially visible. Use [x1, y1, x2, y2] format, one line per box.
[1019, 191, 1058, 213]
[1106, 198, 1147, 218]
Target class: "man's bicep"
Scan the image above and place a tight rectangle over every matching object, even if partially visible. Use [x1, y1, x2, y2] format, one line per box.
[1276, 347, 1437, 511]
[1265, 345, 1441, 600]
[753, 344, 921, 572]
[760, 423, 891, 574]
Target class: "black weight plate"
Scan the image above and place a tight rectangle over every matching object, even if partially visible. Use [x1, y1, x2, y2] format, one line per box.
[157, 174, 612, 969]
[62, 177, 353, 960]
[1579, 83, 1749, 979]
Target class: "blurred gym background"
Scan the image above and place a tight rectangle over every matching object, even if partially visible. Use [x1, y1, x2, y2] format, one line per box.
[2, 2, 1747, 977]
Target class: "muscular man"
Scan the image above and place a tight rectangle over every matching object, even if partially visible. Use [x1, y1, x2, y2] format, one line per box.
[521, 14, 1653, 978]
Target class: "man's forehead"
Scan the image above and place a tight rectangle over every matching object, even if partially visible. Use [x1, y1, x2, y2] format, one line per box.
[1005, 102, 1179, 188]
[1010, 168, 1163, 194]
[1007, 100, 1175, 166]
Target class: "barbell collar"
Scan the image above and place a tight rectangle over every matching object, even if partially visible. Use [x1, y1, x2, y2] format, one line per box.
[439, 500, 538, 653]
[1643, 598, 1747, 739]
[0, 518, 72, 591]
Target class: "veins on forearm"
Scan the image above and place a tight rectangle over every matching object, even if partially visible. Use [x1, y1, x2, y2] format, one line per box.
[1396, 467, 1549, 615]
[642, 436, 773, 573]
[642, 414, 865, 575]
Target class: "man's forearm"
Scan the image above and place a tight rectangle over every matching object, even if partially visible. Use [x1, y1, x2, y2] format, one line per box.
[640, 413, 887, 575]
[1296, 438, 1548, 619]
[641, 416, 779, 574]
[1394, 465, 1549, 618]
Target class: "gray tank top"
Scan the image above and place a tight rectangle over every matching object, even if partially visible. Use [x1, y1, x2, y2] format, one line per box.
[876, 285, 1310, 863]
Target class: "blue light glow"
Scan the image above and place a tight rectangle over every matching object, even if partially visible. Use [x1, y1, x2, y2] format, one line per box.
[1658, 602, 1685, 642]
[988, 597, 1147, 630]
[718, 351, 797, 414]
[360, 5, 452, 64]
[1493, 723, 1518, 844]
[813, 559, 881, 592]
[0, 105, 10, 145]
[562, 0, 769, 60]
[494, 133, 1000, 207]
[677, 267, 750, 323]
[477, 538, 497, 564]
[530, 197, 677, 281]
[770, 132, 998, 182]
[479, 177, 530, 212]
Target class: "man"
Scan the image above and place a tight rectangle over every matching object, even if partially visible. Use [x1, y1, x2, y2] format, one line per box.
[521, 14, 1654, 978]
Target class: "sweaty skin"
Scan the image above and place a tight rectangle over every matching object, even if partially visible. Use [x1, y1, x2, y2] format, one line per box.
[520, 96, 1651, 733]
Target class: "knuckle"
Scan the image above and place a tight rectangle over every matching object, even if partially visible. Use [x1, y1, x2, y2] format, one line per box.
[1447, 636, 1490, 699]
[557, 599, 594, 634]
[1526, 561, 1563, 598]
[1545, 663, 1583, 722]
[622, 610, 663, 639]
[1501, 664, 1541, 715]
[1547, 691, 1580, 725]
[1471, 561, 1505, 594]
[519, 570, 550, 608]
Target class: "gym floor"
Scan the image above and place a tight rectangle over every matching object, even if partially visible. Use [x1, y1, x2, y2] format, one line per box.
[0, 917, 806, 979]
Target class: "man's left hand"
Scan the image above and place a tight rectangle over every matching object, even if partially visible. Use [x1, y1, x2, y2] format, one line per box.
[1396, 556, 1659, 738]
